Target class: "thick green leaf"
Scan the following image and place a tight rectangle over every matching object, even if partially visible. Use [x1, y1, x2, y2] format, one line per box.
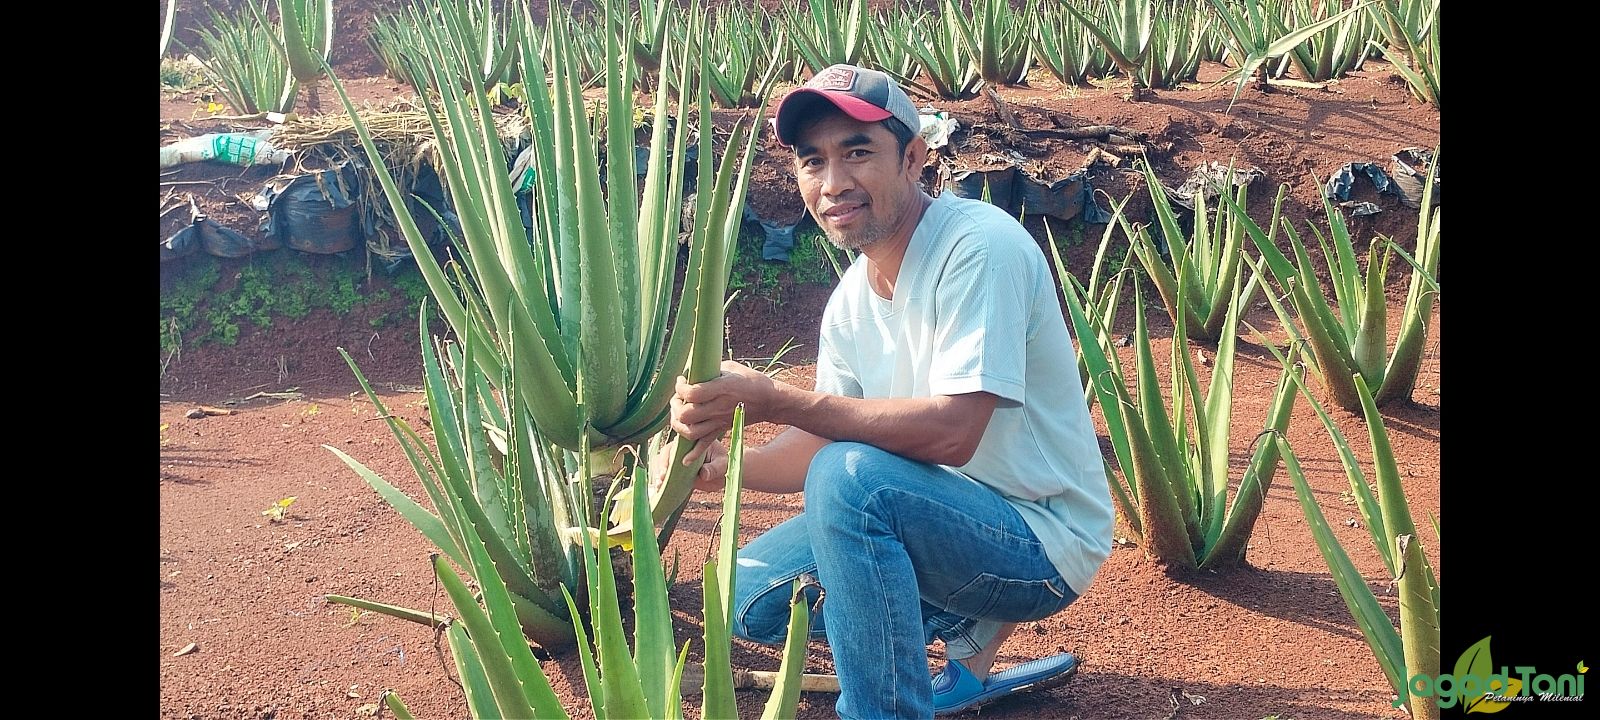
[1198, 362, 1299, 569]
[278, 0, 331, 84]
[381, 690, 417, 720]
[1132, 288, 1197, 551]
[629, 463, 676, 719]
[759, 580, 815, 720]
[446, 621, 501, 718]
[701, 562, 738, 720]
[432, 555, 540, 719]
[1397, 532, 1440, 719]
[717, 407, 747, 622]
[323, 428, 464, 569]
[560, 584, 606, 720]
[584, 483, 649, 718]
[325, 594, 445, 628]
[1279, 439, 1406, 696]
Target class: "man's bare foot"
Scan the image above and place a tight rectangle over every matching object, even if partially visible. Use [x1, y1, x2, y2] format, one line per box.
[952, 622, 1016, 681]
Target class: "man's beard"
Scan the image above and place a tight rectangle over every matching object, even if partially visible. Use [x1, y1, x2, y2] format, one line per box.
[815, 196, 903, 251]
[818, 215, 889, 251]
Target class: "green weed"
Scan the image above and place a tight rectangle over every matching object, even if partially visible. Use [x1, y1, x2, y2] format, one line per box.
[160, 57, 210, 91]
[159, 252, 429, 358]
[728, 223, 838, 301]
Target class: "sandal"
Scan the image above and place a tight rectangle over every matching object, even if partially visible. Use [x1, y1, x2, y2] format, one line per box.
[931, 652, 1080, 716]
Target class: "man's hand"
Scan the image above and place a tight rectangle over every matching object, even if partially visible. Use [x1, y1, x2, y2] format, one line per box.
[649, 437, 729, 494]
[671, 360, 786, 444]
[690, 440, 729, 492]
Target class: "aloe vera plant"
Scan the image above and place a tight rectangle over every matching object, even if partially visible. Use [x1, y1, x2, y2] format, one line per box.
[320, 0, 767, 638]
[327, 328, 582, 649]
[1259, 354, 1439, 719]
[1126, 160, 1264, 343]
[893, 12, 985, 99]
[370, 0, 523, 90]
[277, 0, 333, 110]
[1283, 0, 1381, 81]
[1060, 0, 1156, 96]
[1062, 265, 1301, 572]
[1234, 158, 1440, 411]
[192, 1, 297, 114]
[372, 409, 816, 718]
[1369, 0, 1439, 108]
[865, 5, 925, 85]
[626, 0, 677, 85]
[1140, 0, 1210, 88]
[1205, 0, 1370, 109]
[689, 0, 786, 109]
[566, 12, 609, 90]
[784, 0, 869, 73]
[945, 0, 1034, 86]
[1033, 0, 1115, 85]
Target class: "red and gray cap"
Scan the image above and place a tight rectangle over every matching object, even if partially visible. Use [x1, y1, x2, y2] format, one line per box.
[774, 64, 921, 147]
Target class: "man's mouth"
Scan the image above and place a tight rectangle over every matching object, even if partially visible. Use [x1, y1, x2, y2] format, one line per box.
[822, 203, 865, 226]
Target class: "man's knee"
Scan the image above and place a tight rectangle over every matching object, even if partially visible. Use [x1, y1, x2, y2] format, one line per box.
[732, 570, 822, 644]
[804, 441, 910, 511]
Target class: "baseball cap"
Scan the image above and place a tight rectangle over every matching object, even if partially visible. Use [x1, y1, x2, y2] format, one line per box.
[774, 64, 921, 147]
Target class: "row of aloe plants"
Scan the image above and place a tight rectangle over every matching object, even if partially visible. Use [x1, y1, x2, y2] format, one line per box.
[1052, 155, 1438, 713]
[181, 0, 1433, 112]
[339, 0, 1435, 105]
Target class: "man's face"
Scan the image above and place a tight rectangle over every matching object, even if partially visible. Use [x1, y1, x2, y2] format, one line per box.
[791, 112, 921, 251]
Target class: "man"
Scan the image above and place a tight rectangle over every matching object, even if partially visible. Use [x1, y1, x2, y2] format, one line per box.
[668, 64, 1113, 719]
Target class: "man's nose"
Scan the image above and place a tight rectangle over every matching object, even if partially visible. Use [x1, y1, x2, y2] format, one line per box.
[818, 161, 854, 197]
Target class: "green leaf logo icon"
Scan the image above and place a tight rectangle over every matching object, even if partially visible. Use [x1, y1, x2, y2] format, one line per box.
[1458, 636, 1522, 714]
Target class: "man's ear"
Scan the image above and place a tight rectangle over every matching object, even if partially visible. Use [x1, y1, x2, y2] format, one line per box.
[904, 135, 929, 174]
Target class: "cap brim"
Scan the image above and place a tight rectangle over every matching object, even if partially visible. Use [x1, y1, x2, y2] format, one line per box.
[775, 89, 894, 147]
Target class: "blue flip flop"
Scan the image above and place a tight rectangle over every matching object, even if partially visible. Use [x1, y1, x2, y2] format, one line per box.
[932, 652, 1080, 716]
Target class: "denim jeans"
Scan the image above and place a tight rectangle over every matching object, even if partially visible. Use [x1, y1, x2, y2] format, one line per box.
[732, 442, 1081, 719]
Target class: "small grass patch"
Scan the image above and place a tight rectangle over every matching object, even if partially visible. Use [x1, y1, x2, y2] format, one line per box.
[160, 56, 212, 92]
[728, 222, 839, 302]
[159, 251, 432, 362]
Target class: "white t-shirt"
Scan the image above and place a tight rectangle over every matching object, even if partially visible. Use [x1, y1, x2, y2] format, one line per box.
[814, 192, 1114, 594]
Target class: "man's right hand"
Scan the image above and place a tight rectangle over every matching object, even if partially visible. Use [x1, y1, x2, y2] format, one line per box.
[650, 438, 730, 494]
[690, 440, 729, 492]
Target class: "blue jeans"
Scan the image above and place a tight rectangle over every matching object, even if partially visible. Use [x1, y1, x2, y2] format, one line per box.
[732, 442, 1081, 719]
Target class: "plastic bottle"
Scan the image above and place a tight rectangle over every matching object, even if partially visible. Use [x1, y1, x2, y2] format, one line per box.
[160, 130, 292, 169]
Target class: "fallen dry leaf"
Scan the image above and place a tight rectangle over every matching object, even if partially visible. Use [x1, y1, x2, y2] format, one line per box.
[174, 642, 198, 657]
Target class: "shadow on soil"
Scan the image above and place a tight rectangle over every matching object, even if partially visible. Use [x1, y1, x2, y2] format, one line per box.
[1185, 566, 1381, 644]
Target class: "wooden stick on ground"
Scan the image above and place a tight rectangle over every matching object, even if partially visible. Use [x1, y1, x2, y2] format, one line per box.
[984, 86, 1024, 130]
[679, 663, 842, 694]
[1008, 124, 1139, 141]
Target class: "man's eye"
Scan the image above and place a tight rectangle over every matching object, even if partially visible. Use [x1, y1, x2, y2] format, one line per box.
[848, 149, 871, 159]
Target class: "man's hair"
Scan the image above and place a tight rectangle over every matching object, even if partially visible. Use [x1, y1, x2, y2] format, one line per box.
[882, 116, 917, 157]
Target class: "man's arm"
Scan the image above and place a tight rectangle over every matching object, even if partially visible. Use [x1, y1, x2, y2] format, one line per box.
[673, 361, 999, 468]
[740, 426, 833, 494]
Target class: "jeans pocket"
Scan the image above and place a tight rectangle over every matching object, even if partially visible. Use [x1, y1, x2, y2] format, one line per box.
[943, 572, 1078, 622]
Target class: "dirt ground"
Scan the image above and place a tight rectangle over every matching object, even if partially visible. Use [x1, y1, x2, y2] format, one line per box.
[160, 6, 1441, 719]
